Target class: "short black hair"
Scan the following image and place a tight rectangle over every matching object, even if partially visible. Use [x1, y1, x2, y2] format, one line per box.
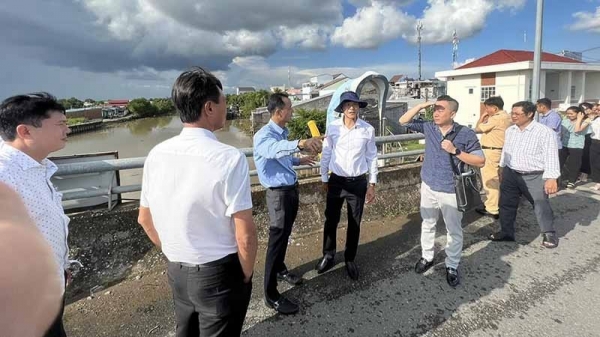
[267, 93, 290, 116]
[484, 96, 504, 110]
[0, 92, 65, 141]
[512, 101, 536, 119]
[171, 67, 223, 124]
[579, 102, 593, 111]
[566, 106, 581, 114]
[536, 98, 552, 109]
[436, 94, 459, 112]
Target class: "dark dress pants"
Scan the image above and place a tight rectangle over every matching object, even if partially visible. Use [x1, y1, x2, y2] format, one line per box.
[322, 174, 368, 262]
[499, 168, 555, 238]
[264, 186, 299, 301]
[167, 254, 252, 337]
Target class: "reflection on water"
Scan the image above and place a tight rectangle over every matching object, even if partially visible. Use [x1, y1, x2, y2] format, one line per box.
[55, 116, 255, 200]
[56, 116, 253, 158]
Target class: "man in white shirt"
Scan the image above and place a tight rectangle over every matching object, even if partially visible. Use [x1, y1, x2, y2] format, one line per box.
[490, 101, 561, 248]
[0, 92, 72, 337]
[316, 91, 378, 280]
[138, 67, 258, 337]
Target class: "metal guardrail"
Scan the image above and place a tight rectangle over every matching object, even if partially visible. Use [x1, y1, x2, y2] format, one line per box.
[56, 133, 426, 202]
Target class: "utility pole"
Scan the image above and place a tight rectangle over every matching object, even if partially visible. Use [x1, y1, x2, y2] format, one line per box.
[288, 66, 291, 89]
[452, 30, 459, 67]
[417, 21, 423, 81]
[532, 0, 544, 104]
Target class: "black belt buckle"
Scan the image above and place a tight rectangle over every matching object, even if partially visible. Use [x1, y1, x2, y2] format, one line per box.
[482, 146, 502, 150]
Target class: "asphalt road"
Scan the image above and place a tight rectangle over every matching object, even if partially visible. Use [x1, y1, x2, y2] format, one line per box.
[65, 183, 600, 337]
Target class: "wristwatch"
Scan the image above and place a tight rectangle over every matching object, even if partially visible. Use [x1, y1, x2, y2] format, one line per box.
[453, 148, 462, 156]
[369, 183, 376, 187]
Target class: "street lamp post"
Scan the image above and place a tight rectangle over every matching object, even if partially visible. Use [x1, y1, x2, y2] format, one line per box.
[531, 0, 544, 105]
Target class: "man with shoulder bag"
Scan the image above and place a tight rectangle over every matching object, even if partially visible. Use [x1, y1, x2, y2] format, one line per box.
[399, 95, 485, 287]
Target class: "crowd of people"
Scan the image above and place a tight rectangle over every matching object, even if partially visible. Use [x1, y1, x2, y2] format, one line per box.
[1, 66, 599, 337]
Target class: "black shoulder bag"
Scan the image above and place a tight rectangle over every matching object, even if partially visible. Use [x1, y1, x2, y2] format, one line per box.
[443, 126, 483, 212]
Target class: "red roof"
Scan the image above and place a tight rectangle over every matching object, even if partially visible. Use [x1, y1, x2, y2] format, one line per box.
[457, 49, 583, 70]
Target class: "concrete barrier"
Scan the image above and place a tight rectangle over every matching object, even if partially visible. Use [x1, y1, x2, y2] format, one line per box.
[65, 163, 422, 300]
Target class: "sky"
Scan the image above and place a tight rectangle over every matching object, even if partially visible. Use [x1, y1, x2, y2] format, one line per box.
[1, 0, 599, 100]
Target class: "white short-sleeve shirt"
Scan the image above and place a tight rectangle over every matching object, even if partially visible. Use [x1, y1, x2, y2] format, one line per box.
[140, 127, 253, 265]
[0, 143, 70, 292]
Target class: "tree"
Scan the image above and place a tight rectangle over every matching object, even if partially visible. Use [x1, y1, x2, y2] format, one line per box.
[152, 98, 175, 115]
[287, 109, 327, 140]
[128, 98, 158, 117]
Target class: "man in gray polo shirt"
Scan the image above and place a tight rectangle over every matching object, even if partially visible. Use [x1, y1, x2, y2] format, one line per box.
[399, 95, 485, 287]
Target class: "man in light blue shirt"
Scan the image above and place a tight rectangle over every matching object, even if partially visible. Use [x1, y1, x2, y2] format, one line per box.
[536, 98, 563, 150]
[253, 93, 322, 315]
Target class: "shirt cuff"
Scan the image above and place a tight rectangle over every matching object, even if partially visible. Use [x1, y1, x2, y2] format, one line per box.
[292, 157, 300, 166]
[321, 173, 329, 183]
[369, 176, 377, 184]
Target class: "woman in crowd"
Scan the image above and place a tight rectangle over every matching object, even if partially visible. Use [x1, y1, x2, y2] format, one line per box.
[578, 103, 595, 182]
[560, 106, 590, 188]
[589, 104, 600, 191]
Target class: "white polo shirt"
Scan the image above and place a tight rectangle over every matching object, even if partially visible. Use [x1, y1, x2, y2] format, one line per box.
[140, 127, 253, 265]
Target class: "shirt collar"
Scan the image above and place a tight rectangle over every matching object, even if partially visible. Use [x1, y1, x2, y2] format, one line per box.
[523, 120, 537, 131]
[180, 127, 218, 141]
[268, 119, 288, 136]
[0, 142, 57, 177]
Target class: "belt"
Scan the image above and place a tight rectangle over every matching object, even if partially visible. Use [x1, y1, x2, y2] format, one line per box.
[511, 169, 543, 176]
[175, 253, 237, 269]
[268, 182, 299, 191]
[331, 173, 367, 182]
[482, 146, 503, 150]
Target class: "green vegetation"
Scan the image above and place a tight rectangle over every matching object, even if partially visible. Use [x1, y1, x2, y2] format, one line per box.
[127, 98, 174, 118]
[67, 117, 86, 126]
[226, 90, 270, 119]
[287, 109, 327, 140]
[402, 140, 425, 151]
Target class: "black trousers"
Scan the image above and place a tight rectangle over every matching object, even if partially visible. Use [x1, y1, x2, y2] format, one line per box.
[581, 134, 592, 174]
[45, 272, 67, 337]
[591, 140, 600, 183]
[499, 168, 555, 237]
[559, 147, 583, 184]
[264, 186, 299, 300]
[323, 174, 368, 262]
[167, 254, 252, 337]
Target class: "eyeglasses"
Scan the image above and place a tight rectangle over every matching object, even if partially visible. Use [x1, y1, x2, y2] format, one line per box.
[510, 112, 527, 116]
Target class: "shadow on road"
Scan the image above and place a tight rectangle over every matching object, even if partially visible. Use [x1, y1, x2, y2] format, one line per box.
[243, 189, 600, 336]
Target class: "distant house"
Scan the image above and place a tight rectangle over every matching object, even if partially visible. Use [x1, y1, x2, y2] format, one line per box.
[236, 87, 256, 95]
[317, 75, 350, 97]
[435, 49, 600, 128]
[106, 99, 129, 108]
[389, 74, 405, 86]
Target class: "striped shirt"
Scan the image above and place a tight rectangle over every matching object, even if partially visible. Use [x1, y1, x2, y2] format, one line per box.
[500, 121, 560, 179]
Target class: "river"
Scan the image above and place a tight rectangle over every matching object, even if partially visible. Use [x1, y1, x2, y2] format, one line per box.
[55, 116, 255, 200]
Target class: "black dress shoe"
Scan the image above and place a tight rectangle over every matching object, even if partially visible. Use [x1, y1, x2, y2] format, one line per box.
[446, 267, 460, 287]
[277, 271, 303, 285]
[315, 255, 334, 274]
[475, 208, 499, 219]
[488, 231, 515, 242]
[345, 261, 359, 280]
[414, 257, 433, 274]
[264, 296, 299, 315]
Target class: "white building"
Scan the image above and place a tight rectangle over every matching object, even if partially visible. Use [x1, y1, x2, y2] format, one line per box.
[435, 49, 600, 128]
[236, 86, 256, 95]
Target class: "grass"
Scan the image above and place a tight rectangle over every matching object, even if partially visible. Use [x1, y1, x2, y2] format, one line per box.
[401, 140, 425, 151]
[67, 117, 86, 126]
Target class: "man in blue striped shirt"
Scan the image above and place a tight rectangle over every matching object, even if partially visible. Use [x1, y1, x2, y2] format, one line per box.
[253, 93, 322, 315]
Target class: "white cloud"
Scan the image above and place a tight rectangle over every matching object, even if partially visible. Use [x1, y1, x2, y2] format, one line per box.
[277, 25, 333, 50]
[331, 3, 414, 49]
[219, 56, 446, 91]
[348, 0, 413, 7]
[570, 7, 600, 33]
[332, 0, 527, 48]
